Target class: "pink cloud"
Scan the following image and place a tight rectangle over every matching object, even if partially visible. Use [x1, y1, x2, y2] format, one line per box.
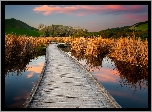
[7, 90, 31, 108]
[132, 5, 144, 10]
[33, 5, 148, 16]
[108, 90, 128, 97]
[95, 73, 118, 83]
[33, 5, 79, 16]
[44, 11, 51, 16]
[106, 5, 126, 10]
[13, 91, 29, 101]
[27, 62, 44, 73]
[27, 72, 34, 78]
[76, 13, 86, 16]
[89, 67, 120, 83]
[107, 5, 146, 12]
[123, 13, 148, 21]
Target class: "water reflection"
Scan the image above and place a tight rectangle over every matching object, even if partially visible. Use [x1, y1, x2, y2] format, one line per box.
[5, 46, 46, 108]
[110, 57, 148, 90]
[5, 50, 45, 77]
[7, 90, 30, 108]
[70, 49, 106, 70]
[5, 55, 45, 108]
[69, 49, 148, 91]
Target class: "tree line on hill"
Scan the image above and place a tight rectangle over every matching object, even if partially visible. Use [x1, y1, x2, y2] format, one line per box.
[38, 22, 148, 41]
[5, 18, 148, 41]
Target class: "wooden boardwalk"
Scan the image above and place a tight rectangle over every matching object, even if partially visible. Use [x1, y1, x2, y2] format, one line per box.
[24, 44, 121, 108]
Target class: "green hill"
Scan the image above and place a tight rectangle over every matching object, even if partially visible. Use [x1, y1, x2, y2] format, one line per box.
[5, 18, 41, 37]
[99, 20, 148, 41]
[130, 21, 148, 31]
[5, 18, 38, 31]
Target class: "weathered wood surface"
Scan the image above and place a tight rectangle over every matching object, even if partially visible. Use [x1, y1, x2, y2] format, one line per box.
[25, 44, 121, 108]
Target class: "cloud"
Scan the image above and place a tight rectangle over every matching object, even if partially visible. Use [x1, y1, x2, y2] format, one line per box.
[95, 73, 119, 83]
[76, 13, 86, 16]
[89, 67, 120, 83]
[13, 91, 29, 101]
[123, 13, 148, 21]
[108, 90, 128, 97]
[105, 5, 147, 15]
[27, 72, 34, 78]
[7, 90, 30, 108]
[33, 5, 148, 16]
[27, 62, 44, 73]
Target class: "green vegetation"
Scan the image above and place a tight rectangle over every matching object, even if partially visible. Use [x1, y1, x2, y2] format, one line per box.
[5, 18, 148, 41]
[5, 28, 41, 37]
[131, 23, 148, 31]
[5, 18, 38, 31]
[5, 18, 41, 37]
[98, 21, 148, 41]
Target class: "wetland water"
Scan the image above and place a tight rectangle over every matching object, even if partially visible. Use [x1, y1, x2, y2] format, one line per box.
[5, 45, 148, 108]
[5, 55, 45, 108]
[60, 47, 148, 108]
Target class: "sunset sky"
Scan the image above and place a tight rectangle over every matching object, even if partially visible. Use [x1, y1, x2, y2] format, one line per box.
[5, 5, 148, 31]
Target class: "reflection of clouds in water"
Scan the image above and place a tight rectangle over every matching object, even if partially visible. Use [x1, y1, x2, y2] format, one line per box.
[95, 73, 118, 83]
[108, 90, 128, 97]
[26, 56, 45, 67]
[88, 63, 120, 83]
[109, 89, 148, 103]
[8, 100, 25, 108]
[25, 56, 45, 74]
[27, 62, 44, 73]
[27, 72, 34, 78]
[77, 56, 120, 83]
[5, 55, 45, 108]
[94, 70, 119, 83]
[8, 90, 30, 108]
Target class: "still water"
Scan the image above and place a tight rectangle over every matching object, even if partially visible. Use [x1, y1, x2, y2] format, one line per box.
[61, 47, 148, 108]
[5, 55, 45, 108]
[5, 45, 148, 108]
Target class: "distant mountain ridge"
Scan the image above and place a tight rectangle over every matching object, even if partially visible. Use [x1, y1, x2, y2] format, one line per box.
[5, 18, 38, 31]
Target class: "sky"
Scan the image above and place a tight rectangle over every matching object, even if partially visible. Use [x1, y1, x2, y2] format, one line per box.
[5, 5, 148, 32]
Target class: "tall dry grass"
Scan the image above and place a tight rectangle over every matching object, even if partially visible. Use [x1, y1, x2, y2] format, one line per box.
[5, 35, 51, 68]
[68, 37, 148, 68]
[5, 34, 148, 68]
[108, 37, 148, 67]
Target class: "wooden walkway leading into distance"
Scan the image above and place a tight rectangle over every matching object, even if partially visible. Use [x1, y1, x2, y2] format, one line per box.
[24, 44, 121, 108]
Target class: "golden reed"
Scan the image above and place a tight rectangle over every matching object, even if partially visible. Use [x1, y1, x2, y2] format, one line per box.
[5, 35, 148, 68]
